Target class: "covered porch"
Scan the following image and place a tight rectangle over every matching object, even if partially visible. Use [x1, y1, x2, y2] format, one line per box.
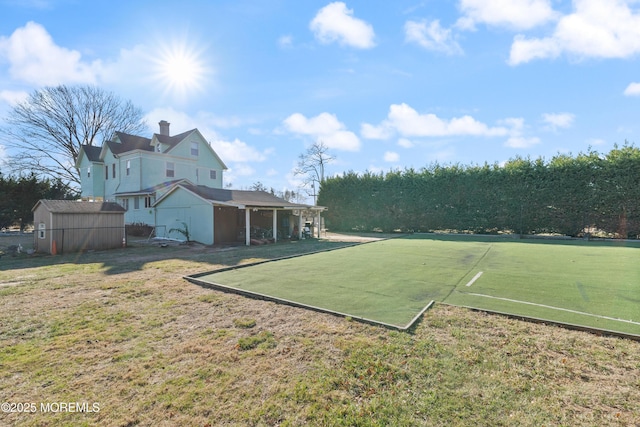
[154, 183, 325, 246]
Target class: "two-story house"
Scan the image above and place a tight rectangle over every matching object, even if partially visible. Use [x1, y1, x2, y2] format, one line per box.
[75, 120, 324, 245]
[76, 120, 226, 225]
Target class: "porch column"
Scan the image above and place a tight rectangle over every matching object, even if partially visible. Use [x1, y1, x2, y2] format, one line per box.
[317, 210, 321, 238]
[298, 213, 303, 239]
[272, 209, 278, 243]
[245, 208, 251, 246]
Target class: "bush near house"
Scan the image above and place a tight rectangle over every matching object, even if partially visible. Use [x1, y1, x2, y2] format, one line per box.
[125, 222, 154, 237]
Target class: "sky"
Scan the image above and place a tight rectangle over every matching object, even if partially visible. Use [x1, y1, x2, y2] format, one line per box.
[1, 0, 640, 198]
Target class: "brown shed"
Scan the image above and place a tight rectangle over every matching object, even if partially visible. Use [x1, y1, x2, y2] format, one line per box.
[32, 200, 126, 254]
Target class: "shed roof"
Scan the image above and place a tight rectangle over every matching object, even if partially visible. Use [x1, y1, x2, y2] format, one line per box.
[32, 200, 126, 213]
[156, 183, 324, 210]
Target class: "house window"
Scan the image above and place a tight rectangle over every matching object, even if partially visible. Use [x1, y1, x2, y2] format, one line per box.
[134, 197, 140, 210]
[121, 198, 129, 211]
[38, 223, 46, 239]
[166, 162, 175, 178]
[144, 196, 152, 208]
[191, 142, 199, 156]
[210, 170, 217, 180]
[112, 163, 116, 179]
[195, 168, 199, 182]
[105, 165, 108, 180]
[87, 167, 91, 178]
[126, 160, 131, 176]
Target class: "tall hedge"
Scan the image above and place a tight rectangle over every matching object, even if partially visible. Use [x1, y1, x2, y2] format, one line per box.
[317, 145, 640, 238]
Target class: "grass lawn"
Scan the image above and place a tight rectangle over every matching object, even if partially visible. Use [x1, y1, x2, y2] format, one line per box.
[1, 234, 639, 426]
[192, 234, 640, 335]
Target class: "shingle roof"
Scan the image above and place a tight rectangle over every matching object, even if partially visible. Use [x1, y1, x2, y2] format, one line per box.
[80, 145, 102, 162]
[153, 129, 194, 149]
[108, 132, 153, 154]
[114, 179, 189, 196]
[178, 184, 312, 208]
[33, 200, 126, 213]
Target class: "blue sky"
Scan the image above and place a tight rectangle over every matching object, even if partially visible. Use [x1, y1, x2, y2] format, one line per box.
[1, 0, 640, 197]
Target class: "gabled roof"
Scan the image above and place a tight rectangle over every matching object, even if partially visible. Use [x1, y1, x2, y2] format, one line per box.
[152, 129, 195, 150]
[108, 132, 154, 154]
[32, 200, 125, 213]
[77, 125, 227, 168]
[155, 183, 324, 210]
[79, 145, 102, 162]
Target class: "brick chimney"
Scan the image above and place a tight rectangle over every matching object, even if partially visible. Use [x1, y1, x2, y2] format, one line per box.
[159, 120, 170, 136]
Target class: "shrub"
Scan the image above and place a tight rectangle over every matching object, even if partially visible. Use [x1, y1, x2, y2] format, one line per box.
[126, 222, 154, 237]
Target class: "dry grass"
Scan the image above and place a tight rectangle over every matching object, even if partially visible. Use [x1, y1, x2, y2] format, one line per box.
[0, 234, 639, 426]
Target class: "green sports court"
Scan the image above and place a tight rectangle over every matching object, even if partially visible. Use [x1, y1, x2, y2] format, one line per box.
[187, 234, 640, 336]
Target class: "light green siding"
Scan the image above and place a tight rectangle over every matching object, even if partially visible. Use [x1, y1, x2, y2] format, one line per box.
[155, 188, 214, 245]
[103, 150, 118, 202]
[78, 127, 227, 229]
[77, 155, 104, 200]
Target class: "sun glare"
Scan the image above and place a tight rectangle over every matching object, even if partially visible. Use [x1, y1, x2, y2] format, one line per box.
[153, 39, 209, 100]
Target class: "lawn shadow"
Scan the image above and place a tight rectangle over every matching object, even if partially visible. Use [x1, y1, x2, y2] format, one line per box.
[0, 238, 359, 275]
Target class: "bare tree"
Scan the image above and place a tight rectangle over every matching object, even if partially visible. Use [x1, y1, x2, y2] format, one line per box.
[2, 85, 146, 187]
[293, 140, 335, 204]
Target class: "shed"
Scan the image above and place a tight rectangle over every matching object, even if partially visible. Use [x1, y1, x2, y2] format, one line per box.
[32, 200, 126, 254]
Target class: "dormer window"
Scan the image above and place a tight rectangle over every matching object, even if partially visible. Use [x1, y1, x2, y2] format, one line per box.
[191, 142, 199, 156]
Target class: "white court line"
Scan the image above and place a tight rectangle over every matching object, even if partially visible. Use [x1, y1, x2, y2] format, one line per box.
[465, 271, 483, 287]
[466, 292, 640, 326]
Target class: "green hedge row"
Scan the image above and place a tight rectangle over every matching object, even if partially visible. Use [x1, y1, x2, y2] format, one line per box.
[318, 145, 640, 238]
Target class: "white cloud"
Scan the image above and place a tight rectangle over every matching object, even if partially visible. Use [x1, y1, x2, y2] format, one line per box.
[310, 2, 375, 49]
[145, 107, 214, 137]
[384, 151, 400, 162]
[505, 135, 541, 148]
[586, 137, 606, 146]
[457, 0, 558, 31]
[508, 35, 561, 65]
[542, 112, 575, 130]
[230, 164, 256, 177]
[278, 35, 293, 49]
[624, 82, 640, 96]
[145, 107, 269, 164]
[500, 117, 541, 148]
[283, 112, 361, 151]
[0, 89, 28, 105]
[397, 138, 414, 148]
[211, 138, 269, 163]
[361, 122, 393, 140]
[0, 144, 6, 166]
[405, 20, 463, 54]
[0, 21, 102, 85]
[362, 103, 509, 138]
[509, 0, 640, 65]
